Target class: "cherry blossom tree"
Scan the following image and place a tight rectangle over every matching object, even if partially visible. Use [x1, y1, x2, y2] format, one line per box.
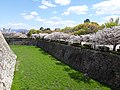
[68, 35, 83, 44]
[92, 26, 120, 51]
[44, 32, 70, 41]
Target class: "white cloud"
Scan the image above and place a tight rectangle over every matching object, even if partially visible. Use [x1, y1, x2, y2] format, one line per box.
[0, 23, 33, 29]
[44, 20, 75, 27]
[35, 16, 46, 22]
[97, 15, 120, 25]
[35, 16, 62, 22]
[30, 11, 39, 16]
[21, 11, 38, 20]
[21, 13, 34, 20]
[50, 16, 62, 20]
[104, 15, 120, 21]
[62, 5, 88, 15]
[39, 0, 56, 9]
[20, 10, 76, 29]
[39, 5, 48, 9]
[55, 0, 71, 5]
[8, 23, 28, 28]
[42, 0, 56, 7]
[35, 16, 75, 28]
[52, 11, 57, 14]
[62, 12, 70, 16]
[93, 0, 120, 15]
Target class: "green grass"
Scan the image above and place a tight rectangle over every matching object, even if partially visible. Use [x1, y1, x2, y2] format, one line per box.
[11, 45, 111, 90]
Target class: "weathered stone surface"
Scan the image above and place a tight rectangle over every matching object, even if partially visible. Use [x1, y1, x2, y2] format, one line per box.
[5, 38, 37, 46]
[0, 32, 16, 90]
[36, 40, 120, 90]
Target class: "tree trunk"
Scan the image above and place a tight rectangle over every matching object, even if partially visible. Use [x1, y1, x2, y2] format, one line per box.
[113, 44, 117, 51]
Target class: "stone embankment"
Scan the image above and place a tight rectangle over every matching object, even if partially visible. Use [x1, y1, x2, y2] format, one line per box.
[0, 32, 16, 90]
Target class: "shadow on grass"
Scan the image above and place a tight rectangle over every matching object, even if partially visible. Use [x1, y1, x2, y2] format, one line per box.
[38, 48, 50, 56]
[63, 66, 92, 84]
[40, 50, 49, 55]
[64, 66, 72, 72]
[48, 55, 66, 67]
[54, 62, 93, 84]
[49, 55, 57, 61]
[36, 46, 94, 85]
[55, 62, 66, 67]
[68, 71, 91, 84]
[49, 57, 92, 84]
[57, 62, 92, 84]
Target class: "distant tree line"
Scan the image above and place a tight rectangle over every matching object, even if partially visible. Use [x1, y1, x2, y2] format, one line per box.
[61, 19, 102, 35]
[27, 27, 52, 37]
[28, 18, 120, 37]
[61, 18, 120, 35]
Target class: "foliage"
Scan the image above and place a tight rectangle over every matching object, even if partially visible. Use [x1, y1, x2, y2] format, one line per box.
[39, 27, 52, 34]
[39, 27, 44, 30]
[61, 21, 100, 35]
[11, 45, 111, 90]
[74, 29, 87, 35]
[41, 30, 52, 34]
[27, 29, 41, 37]
[73, 22, 100, 33]
[99, 24, 105, 30]
[84, 19, 90, 23]
[61, 26, 73, 33]
[105, 18, 119, 28]
[45, 28, 51, 30]
[39, 27, 51, 31]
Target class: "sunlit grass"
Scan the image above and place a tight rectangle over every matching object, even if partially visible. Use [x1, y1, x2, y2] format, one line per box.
[11, 45, 111, 90]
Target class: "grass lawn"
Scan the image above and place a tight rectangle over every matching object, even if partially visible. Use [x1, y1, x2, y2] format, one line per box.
[11, 45, 111, 90]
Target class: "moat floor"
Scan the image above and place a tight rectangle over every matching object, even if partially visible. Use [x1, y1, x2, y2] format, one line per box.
[11, 45, 110, 90]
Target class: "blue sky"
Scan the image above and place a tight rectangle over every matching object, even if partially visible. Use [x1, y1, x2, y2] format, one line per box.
[0, 0, 120, 30]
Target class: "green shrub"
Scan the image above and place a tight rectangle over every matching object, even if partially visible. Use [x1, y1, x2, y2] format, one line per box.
[74, 29, 87, 35]
[105, 18, 119, 28]
[61, 21, 100, 35]
[61, 26, 73, 33]
[73, 22, 100, 35]
[27, 29, 41, 37]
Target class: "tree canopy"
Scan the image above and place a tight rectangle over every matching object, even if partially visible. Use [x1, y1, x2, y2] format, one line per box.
[27, 29, 41, 37]
[105, 18, 119, 28]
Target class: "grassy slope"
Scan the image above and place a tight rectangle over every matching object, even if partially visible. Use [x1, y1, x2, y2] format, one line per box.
[11, 45, 110, 90]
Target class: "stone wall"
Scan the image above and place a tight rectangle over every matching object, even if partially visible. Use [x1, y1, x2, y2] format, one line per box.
[36, 40, 120, 90]
[5, 38, 36, 46]
[0, 32, 16, 90]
